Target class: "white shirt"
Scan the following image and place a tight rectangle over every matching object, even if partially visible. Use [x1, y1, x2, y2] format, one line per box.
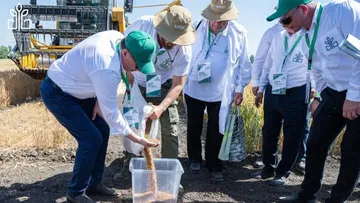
[252, 23, 284, 87]
[48, 30, 132, 136]
[184, 19, 252, 102]
[184, 22, 229, 102]
[307, 0, 360, 102]
[123, 16, 192, 87]
[259, 30, 314, 92]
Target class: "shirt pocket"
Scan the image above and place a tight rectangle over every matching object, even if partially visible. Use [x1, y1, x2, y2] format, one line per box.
[319, 27, 343, 56]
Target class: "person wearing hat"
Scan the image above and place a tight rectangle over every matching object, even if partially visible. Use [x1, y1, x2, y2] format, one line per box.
[40, 30, 159, 203]
[266, 0, 360, 202]
[252, 23, 315, 186]
[113, 5, 195, 182]
[183, 0, 252, 182]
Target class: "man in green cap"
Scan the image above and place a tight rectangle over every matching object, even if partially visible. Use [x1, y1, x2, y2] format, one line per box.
[267, 0, 360, 202]
[41, 30, 159, 203]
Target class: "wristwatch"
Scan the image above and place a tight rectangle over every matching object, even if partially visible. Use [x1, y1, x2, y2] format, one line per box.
[314, 97, 321, 102]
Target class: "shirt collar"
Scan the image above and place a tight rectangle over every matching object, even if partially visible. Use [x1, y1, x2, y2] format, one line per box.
[310, 3, 321, 29]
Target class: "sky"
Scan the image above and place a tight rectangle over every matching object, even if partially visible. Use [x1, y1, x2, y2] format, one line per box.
[1, 0, 333, 55]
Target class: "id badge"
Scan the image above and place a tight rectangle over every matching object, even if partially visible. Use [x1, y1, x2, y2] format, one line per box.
[272, 73, 287, 95]
[123, 107, 140, 130]
[197, 62, 211, 84]
[146, 74, 161, 97]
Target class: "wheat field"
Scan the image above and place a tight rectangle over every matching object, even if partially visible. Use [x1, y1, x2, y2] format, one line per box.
[0, 59, 42, 109]
[0, 62, 343, 153]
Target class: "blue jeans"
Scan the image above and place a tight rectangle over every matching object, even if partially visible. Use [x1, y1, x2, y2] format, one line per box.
[40, 76, 110, 197]
[297, 106, 311, 163]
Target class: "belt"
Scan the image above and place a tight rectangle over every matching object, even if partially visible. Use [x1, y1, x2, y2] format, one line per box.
[45, 75, 63, 92]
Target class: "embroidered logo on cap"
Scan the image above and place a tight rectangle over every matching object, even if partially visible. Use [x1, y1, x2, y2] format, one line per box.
[174, 24, 185, 30]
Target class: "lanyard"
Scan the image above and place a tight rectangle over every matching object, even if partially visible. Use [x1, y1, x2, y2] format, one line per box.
[281, 35, 302, 70]
[204, 26, 223, 59]
[165, 45, 181, 64]
[305, 4, 323, 71]
[116, 40, 131, 101]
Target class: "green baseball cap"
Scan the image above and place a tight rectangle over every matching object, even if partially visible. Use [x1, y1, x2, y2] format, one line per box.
[125, 31, 156, 74]
[267, 0, 312, 22]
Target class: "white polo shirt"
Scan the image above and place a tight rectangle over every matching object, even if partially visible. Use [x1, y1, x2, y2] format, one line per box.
[252, 23, 283, 87]
[308, 0, 360, 102]
[47, 30, 132, 136]
[123, 16, 192, 87]
[259, 30, 313, 92]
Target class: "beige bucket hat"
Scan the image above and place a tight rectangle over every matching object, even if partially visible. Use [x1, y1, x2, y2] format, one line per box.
[201, 0, 239, 21]
[153, 5, 196, 46]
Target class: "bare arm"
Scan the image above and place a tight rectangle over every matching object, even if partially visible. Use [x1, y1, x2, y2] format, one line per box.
[148, 74, 186, 120]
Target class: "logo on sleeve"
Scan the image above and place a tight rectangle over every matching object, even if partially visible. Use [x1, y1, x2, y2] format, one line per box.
[325, 37, 339, 51]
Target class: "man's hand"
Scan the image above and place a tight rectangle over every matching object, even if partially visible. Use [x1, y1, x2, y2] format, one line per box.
[234, 92, 243, 106]
[255, 92, 263, 108]
[252, 86, 259, 96]
[310, 99, 320, 116]
[310, 88, 316, 99]
[149, 105, 165, 120]
[139, 138, 159, 148]
[126, 132, 159, 148]
[343, 99, 360, 120]
[92, 100, 104, 120]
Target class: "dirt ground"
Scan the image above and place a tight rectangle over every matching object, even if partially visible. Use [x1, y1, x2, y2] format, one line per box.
[0, 105, 359, 203]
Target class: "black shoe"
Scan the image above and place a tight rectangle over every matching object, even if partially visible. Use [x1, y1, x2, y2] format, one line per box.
[86, 183, 118, 197]
[251, 168, 275, 180]
[295, 161, 306, 174]
[268, 176, 287, 186]
[113, 152, 136, 182]
[279, 194, 318, 203]
[67, 194, 96, 203]
[190, 162, 201, 174]
[253, 158, 264, 169]
[210, 172, 224, 182]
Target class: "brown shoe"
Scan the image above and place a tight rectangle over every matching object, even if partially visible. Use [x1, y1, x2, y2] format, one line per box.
[86, 183, 118, 197]
[67, 194, 96, 203]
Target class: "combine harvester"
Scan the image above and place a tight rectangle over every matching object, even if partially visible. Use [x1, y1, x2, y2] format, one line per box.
[7, 0, 181, 80]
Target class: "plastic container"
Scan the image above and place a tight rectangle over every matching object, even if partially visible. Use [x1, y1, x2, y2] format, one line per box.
[129, 158, 184, 203]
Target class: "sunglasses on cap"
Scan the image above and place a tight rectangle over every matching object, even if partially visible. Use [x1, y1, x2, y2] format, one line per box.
[279, 6, 299, 25]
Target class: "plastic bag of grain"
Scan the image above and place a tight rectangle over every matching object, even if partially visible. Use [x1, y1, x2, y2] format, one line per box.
[122, 80, 159, 156]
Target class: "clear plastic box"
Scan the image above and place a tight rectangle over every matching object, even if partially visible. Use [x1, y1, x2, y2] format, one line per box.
[129, 158, 184, 203]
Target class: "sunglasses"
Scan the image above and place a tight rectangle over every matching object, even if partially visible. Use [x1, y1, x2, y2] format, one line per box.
[279, 6, 299, 25]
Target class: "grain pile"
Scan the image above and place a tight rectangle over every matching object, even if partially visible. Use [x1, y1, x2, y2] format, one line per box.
[0, 59, 42, 109]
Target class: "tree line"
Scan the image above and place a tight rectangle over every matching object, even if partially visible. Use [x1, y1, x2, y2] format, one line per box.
[0, 46, 12, 59]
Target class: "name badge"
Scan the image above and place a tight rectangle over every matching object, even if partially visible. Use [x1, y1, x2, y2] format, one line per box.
[146, 74, 161, 97]
[198, 62, 211, 84]
[123, 107, 140, 130]
[272, 73, 287, 95]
